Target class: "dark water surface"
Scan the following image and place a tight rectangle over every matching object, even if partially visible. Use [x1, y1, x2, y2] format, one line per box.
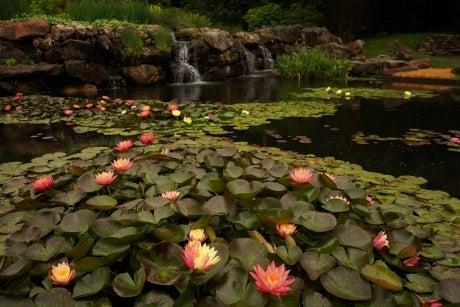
[1, 75, 460, 198]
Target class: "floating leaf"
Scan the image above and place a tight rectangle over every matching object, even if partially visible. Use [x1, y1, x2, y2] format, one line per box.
[86, 195, 117, 211]
[299, 251, 337, 280]
[35, 288, 75, 307]
[113, 268, 146, 297]
[25, 236, 66, 261]
[92, 237, 130, 257]
[73, 267, 111, 299]
[229, 238, 269, 270]
[295, 211, 337, 232]
[360, 262, 403, 291]
[56, 210, 96, 233]
[438, 280, 460, 303]
[404, 273, 437, 293]
[320, 266, 372, 301]
[227, 179, 265, 199]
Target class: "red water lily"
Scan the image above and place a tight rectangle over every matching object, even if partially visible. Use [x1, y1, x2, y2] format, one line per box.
[63, 109, 73, 116]
[94, 171, 117, 186]
[373, 230, 389, 251]
[111, 158, 134, 172]
[115, 140, 133, 152]
[161, 190, 180, 202]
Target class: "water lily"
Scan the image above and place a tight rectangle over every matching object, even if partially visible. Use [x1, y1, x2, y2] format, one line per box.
[86, 103, 93, 109]
[161, 190, 180, 202]
[114, 98, 122, 103]
[183, 116, 192, 124]
[421, 299, 442, 307]
[326, 195, 351, 205]
[366, 195, 374, 206]
[373, 230, 389, 251]
[115, 140, 133, 152]
[335, 89, 342, 95]
[250, 261, 295, 296]
[94, 171, 117, 186]
[325, 86, 331, 92]
[3, 104, 12, 111]
[168, 104, 178, 111]
[324, 173, 336, 183]
[138, 109, 151, 118]
[126, 99, 135, 105]
[101, 95, 110, 101]
[276, 224, 297, 237]
[138, 133, 155, 145]
[63, 109, 73, 116]
[290, 167, 314, 184]
[111, 158, 134, 172]
[188, 228, 207, 242]
[48, 261, 76, 286]
[404, 91, 412, 98]
[172, 109, 181, 117]
[241, 109, 250, 115]
[31, 175, 54, 191]
[403, 255, 421, 267]
[181, 240, 221, 271]
[450, 137, 460, 145]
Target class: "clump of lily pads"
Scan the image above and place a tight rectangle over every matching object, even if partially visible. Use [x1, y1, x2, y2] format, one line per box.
[0, 134, 459, 306]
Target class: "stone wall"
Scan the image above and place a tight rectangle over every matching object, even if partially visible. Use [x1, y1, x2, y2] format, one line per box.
[418, 34, 460, 56]
[0, 20, 363, 95]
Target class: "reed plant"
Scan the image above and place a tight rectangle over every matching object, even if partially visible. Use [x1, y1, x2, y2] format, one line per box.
[120, 28, 144, 57]
[152, 25, 174, 53]
[275, 48, 351, 81]
[67, 0, 150, 24]
[149, 5, 211, 30]
[0, 0, 31, 21]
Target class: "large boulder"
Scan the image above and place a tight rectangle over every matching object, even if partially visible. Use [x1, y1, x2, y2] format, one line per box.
[175, 28, 235, 51]
[0, 63, 64, 79]
[0, 20, 50, 40]
[121, 64, 166, 85]
[64, 59, 124, 85]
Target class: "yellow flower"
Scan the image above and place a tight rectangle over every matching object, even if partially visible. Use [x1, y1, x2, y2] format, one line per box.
[335, 89, 343, 95]
[172, 109, 181, 117]
[188, 228, 207, 242]
[241, 110, 250, 115]
[183, 117, 192, 124]
[276, 224, 297, 237]
[404, 91, 412, 98]
[325, 86, 331, 92]
[181, 241, 220, 271]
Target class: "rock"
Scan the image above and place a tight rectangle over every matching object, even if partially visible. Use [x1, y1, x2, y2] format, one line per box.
[60, 40, 92, 60]
[0, 20, 50, 40]
[62, 83, 98, 97]
[346, 39, 365, 60]
[452, 65, 460, 75]
[389, 40, 415, 61]
[315, 42, 351, 59]
[121, 64, 166, 85]
[65, 59, 124, 85]
[233, 31, 260, 45]
[256, 25, 304, 43]
[0, 63, 64, 79]
[301, 27, 342, 46]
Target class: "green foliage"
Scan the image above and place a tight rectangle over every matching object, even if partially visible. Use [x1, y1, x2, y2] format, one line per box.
[152, 25, 173, 53]
[0, 58, 18, 68]
[149, 5, 211, 30]
[67, 0, 151, 24]
[0, 0, 31, 21]
[120, 28, 144, 57]
[243, 3, 282, 32]
[31, 0, 66, 15]
[276, 48, 351, 81]
[280, 3, 321, 27]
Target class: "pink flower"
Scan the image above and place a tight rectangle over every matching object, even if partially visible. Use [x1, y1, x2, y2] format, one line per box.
[403, 256, 421, 267]
[63, 109, 73, 116]
[72, 104, 81, 109]
[276, 224, 297, 237]
[366, 195, 374, 206]
[250, 261, 296, 296]
[15, 105, 23, 111]
[126, 99, 136, 105]
[31, 176, 54, 191]
[168, 104, 179, 111]
[94, 171, 117, 186]
[450, 137, 460, 145]
[48, 261, 76, 286]
[111, 158, 134, 172]
[422, 299, 442, 307]
[181, 240, 220, 271]
[114, 98, 122, 103]
[138, 110, 151, 118]
[13, 95, 22, 102]
[374, 231, 389, 251]
[290, 168, 314, 184]
[101, 95, 110, 101]
[188, 228, 207, 242]
[161, 190, 180, 202]
[138, 133, 155, 145]
[86, 103, 93, 109]
[326, 194, 351, 205]
[115, 140, 133, 152]
[3, 104, 12, 111]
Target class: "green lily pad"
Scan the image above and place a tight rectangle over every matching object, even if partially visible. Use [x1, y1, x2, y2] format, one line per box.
[404, 273, 437, 293]
[227, 179, 265, 200]
[320, 265, 372, 301]
[86, 195, 118, 211]
[113, 268, 146, 297]
[360, 262, 403, 291]
[299, 251, 337, 280]
[295, 211, 337, 232]
[56, 210, 96, 233]
[73, 267, 111, 299]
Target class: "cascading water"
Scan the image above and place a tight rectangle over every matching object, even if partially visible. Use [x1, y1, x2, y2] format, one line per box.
[259, 45, 274, 70]
[237, 42, 255, 74]
[171, 41, 202, 84]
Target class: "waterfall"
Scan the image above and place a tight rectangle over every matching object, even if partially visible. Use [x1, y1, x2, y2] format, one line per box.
[171, 41, 202, 84]
[259, 45, 274, 70]
[236, 42, 255, 75]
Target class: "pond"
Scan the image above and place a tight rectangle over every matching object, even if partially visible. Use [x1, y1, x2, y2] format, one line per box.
[1, 75, 460, 199]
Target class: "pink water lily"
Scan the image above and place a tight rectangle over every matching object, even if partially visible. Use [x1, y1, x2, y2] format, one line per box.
[181, 240, 220, 271]
[161, 190, 180, 202]
[94, 171, 117, 186]
[111, 158, 134, 172]
[115, 140, 133, 152]
[250, 261, 295, 296]
[63, 109, 73, 116]
[188, 228, 207, 242]
[403, 256, 420, 267]
[373, 230, 389, 251]
[276, 224, 297, 237]
[48, 261, 76, 286]
[32, 175, 54, 191]
[138, 133, 155, 145]
[290, 168, 314, 184]
[450, 137, 460, 145]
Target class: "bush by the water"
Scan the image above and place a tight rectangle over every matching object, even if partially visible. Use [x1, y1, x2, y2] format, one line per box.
[275, 48, 351, 81]
[0, 0, 30, 21]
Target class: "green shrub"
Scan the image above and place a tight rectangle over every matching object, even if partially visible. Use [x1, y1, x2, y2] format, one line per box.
[31, 0, 66, 15]
[67, 0, 150, 24]
[149, 5, 211, 30]
[243, 3, 282, 32]
[0, 0, 31, 21]
[280, 3, 321, 27]
[120, 28, 144, 57]
[152, 25, 173, 53]
[275, 48, 351, 81]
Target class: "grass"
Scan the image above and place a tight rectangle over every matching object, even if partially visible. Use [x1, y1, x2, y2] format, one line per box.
[363, 32, 459, 68]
